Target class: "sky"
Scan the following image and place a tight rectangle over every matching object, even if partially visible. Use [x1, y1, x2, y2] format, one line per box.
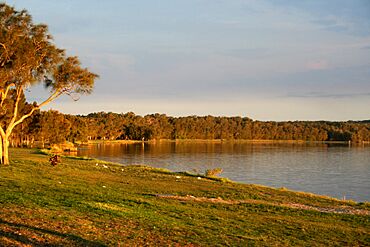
[4, 0, 370, 121]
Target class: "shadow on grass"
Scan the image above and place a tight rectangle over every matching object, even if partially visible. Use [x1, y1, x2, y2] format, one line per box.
[0, 219, 106, 247]
[175, 171, 232, 183]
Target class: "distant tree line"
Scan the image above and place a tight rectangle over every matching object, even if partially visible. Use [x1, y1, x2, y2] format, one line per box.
[4, 110, 370, 147]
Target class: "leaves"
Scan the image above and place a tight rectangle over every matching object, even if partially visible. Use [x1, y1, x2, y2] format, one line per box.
[1, 3, 98, 103]
[51, 56, 98, 95]
[0, 3, 98, 164]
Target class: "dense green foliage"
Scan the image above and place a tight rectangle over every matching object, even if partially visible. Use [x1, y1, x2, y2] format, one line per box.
[0, 3, 97, 164]
[0, 148, 368, 246]
[6, 111, 370, 147]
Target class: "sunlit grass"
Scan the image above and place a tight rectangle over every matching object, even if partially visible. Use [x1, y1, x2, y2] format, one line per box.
[0, 148, 368, 246]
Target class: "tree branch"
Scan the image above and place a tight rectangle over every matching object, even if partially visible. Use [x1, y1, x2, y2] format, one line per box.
[8, 89, 62, 134]
[0, 42, 10, 66]
[5, 85, 23, 137]
[0, 42, 7, 51]
[0, 125, 5, 139]
[0, 83, 15, 107]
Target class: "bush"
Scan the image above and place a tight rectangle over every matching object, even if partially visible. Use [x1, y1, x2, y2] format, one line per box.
[205, 168, 223, 177]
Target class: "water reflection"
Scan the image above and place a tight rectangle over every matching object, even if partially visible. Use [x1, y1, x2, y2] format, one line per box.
[78, 142, 370, 202]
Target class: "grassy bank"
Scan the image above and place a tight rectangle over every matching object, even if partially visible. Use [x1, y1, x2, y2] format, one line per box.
[0, 148, 369, 246]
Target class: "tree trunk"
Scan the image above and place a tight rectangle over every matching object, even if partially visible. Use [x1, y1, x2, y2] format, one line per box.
[26, 135, 30, 147]
[0, 136, 3, 165]
[2, 137, 9, 165]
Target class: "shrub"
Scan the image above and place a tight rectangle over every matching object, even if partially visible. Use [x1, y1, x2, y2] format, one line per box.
[205, 168, 223, 177]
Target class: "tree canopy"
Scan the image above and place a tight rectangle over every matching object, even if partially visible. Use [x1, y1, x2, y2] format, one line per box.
[6, 110, 370, 148]
[0, 3, 98, 164]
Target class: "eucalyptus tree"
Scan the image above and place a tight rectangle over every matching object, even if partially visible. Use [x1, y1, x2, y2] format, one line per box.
[0, 4, 98, 164]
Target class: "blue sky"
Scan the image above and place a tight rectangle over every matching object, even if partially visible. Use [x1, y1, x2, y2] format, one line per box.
[5, 0, 370, 120]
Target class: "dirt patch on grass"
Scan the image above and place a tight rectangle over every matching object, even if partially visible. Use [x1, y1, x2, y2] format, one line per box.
[284, 203, 369, 215]
[157, 194, 238, 204]
[156, 194, 369, 216]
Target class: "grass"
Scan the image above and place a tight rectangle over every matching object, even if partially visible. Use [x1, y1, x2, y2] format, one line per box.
[0, 148, 369, 246]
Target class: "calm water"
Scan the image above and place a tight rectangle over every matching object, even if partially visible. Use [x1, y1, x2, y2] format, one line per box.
[78, 142, 370, 202]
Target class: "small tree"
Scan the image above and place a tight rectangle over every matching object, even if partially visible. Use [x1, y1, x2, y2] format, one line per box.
[0, 4, 98, 164]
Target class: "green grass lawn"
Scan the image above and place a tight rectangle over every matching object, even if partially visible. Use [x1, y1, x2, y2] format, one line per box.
[0, 148, 369, 246]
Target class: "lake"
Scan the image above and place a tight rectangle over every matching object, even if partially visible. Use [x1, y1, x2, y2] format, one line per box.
[77, 141, 370, 202]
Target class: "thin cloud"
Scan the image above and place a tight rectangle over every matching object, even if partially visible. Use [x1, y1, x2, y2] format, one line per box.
[311, 17, 351, 35]
[306, 60, 329, 70]
[221, 48, 271, 59]
[286, 92, 370, 99]
[270, 0, 370, 36]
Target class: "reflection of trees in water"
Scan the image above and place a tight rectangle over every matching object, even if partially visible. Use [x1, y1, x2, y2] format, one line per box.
[81, 141, 354, 158]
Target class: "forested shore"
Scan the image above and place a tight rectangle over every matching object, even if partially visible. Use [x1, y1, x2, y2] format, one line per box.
[6, 110, 370, 147]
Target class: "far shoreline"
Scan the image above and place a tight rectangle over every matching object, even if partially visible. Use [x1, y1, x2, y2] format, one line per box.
[80, 139, 362, 145]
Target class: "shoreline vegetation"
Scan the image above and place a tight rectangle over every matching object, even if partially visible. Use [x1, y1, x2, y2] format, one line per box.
[7, 111, 370, 150]
[0, 148, 369, 246]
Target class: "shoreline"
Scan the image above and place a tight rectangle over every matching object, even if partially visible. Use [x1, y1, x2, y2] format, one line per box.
[81, 139, 358, 145]
[1, 148, 369, 245]
[38, 148, 369, 203]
